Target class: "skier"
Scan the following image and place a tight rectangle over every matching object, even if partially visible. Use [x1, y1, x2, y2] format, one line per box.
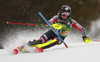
[13, 5, 91, 54]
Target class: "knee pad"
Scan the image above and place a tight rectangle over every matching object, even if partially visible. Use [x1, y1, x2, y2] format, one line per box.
[40, 35, 48, 43]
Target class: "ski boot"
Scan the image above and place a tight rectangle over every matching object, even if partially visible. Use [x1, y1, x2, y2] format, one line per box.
[13, 46, 23, 55]
[13, 39, 41, 54]
[13, 40, 33, 55]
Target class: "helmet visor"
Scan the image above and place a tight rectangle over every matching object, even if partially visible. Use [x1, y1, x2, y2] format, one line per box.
[61, 12, 70, 17]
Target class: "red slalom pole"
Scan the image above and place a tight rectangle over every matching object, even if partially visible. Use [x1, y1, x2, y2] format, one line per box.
[7, 22, 37, 26]
[92, 40, 100, 42]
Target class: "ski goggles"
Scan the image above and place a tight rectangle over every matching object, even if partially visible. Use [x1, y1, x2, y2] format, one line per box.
[61, 12, 70, 16]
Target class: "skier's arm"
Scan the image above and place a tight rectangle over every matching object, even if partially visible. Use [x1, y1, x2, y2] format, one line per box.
[71, 19, 91, 44]
[48, 15, 58, 25]
[71, 19, 86, 36]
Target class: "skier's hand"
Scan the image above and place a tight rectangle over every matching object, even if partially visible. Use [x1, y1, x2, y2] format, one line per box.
[82, 36, 91, 44]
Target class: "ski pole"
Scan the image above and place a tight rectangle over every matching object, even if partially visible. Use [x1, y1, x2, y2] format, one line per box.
[38, 12, 68, 48]
[7, 22, 37, 26]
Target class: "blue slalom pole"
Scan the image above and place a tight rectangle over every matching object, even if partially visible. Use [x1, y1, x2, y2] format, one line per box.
[38, 12, 68, 48]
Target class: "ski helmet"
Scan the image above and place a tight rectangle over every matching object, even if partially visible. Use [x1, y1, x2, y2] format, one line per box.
[60, 5, 71, 15]
[59, 5, 71, 21]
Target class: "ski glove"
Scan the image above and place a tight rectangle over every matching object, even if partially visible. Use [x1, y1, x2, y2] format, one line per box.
[82, 36, 91, 44]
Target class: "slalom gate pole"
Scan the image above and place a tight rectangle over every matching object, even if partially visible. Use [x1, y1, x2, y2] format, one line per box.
[38, 12, 68, 48]
[92, 40, 100, 42]
[7, 22, 37, 26]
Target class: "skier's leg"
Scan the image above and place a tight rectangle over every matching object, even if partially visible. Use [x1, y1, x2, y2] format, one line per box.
[13, 29, 56, 54]
[13, 29, 63, 54]
[35, 37, 64, 53]
[28, 39, 42, 46]
[28, 29, 57, 46]
[27, 29, 65, 53]
[21, 29, 58, 53]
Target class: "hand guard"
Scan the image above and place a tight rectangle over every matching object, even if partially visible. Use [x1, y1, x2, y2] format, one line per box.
[51, 24, 62, 30]
[82, 36, 91, 44]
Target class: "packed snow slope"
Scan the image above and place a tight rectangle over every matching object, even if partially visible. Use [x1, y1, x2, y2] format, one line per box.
[0, 28, 100, 62]
[0, 19, 100, 62]
[0, 42, 100, 62]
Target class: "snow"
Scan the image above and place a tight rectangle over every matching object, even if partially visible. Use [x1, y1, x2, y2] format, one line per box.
[0, 42, 100, 62]
[0, 19, 100, 62]
[0, 28, 100, 62]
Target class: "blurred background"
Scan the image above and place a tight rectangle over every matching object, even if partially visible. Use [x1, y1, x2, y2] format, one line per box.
[0, 0, 100, 49]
